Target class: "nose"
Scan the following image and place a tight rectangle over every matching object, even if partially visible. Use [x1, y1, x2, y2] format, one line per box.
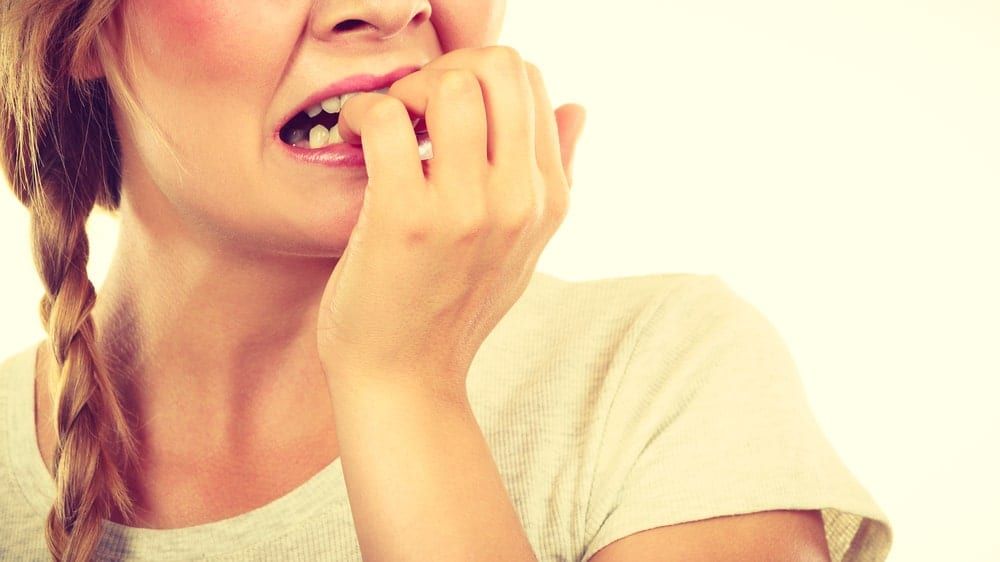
[310, 0, 432, 42]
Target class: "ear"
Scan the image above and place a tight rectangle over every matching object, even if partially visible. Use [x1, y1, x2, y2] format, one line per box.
[70, 47, 105, 82]
[69, 14, 121, 82]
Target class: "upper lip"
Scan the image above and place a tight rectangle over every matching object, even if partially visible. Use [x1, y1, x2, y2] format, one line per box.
[274, 64, 424, 135]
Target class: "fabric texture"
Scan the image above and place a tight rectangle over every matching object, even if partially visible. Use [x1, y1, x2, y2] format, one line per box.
[0, 271, 892, 561]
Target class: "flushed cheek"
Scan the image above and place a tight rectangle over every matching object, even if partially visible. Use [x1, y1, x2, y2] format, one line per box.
[128, 1, 298, 161]
[132, 0, 292, 88]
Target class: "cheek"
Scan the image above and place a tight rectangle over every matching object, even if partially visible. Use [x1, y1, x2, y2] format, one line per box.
[126, 0, 297, 165]
[430, 0, 506, 51]
[135, 0, 281, 81]
[123, 2, 297, 208]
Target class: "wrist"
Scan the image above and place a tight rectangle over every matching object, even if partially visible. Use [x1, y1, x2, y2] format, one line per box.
[324, 362, 469, 409]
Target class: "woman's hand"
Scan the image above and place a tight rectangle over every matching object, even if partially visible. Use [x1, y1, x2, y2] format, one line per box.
[316, 45, 586, 399]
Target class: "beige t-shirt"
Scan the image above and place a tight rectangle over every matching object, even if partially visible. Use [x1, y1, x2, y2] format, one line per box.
[0, 272, 892, 561]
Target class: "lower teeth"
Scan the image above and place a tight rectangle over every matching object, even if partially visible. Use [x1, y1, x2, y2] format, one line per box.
[288, 129, 433, 160]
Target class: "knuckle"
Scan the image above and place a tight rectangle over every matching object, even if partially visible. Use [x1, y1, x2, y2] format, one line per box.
[436, 69, 480, 98]
[486, 45, 523, 71]
[401, 220, 432, 245]
[404, 230, 431, 246]
[394, 206, 433, 243]
[547, 189, 570, 224]
[500, 213, 533, 237]
[497, 199, 537, 235]
[450, 207, 488, 242]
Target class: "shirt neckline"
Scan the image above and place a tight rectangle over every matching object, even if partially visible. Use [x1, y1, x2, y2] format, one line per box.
[5, 339, 348, 560]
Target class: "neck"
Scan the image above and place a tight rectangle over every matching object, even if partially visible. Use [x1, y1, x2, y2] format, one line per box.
[81, 195, 340, 463]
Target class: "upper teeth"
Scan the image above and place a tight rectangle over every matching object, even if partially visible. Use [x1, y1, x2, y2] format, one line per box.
[289, 86, 393, 149]
[304, 86, 391, 120]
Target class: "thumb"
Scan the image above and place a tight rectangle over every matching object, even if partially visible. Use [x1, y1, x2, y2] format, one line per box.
[554, 103, 586, 187]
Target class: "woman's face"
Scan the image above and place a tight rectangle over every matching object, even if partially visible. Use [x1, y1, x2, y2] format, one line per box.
[112, 0, 505, 256]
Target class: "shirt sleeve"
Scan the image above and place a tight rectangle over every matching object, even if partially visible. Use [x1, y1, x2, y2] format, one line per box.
[581, 275, 893, 562]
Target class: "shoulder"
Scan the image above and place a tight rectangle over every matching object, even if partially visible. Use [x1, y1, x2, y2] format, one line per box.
[0, 341, 41, 400]
[525, 270, 745, 315]
[485, 270, 740, 369]
[513, 271, 756, 355]
[471, 270, 750, 401]
[470, 270, 716, 406]
[514, 269, 716, 331]
[0, 341, 51, 558]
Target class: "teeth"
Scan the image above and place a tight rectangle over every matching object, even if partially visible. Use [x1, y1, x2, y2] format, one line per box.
[338, 91, 362, 107]
[309, 124, 329, 149]
[320, 96, 341, 113]
[320, 86, 392, 115]
[292, 122, 422, 151]
[294, 85, 396, 124]
[328, 123, 343, 144]
[300, 124, 343, 149]
[287, 86, 396, 149]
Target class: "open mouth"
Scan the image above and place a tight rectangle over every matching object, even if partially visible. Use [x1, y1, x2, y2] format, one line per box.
[278, 89, 432, 152]
[279, 108, 342, 149]
[278, 87, 391, 149]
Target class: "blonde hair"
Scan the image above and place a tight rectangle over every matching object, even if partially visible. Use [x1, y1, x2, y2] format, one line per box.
[1, 1, 175, 559]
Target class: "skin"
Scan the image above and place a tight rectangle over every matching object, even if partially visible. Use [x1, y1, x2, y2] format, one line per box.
[33, 3, 829, 560]
[36, 0, 518, 528]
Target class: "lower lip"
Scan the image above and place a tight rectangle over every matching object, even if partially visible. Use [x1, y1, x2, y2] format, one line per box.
[277, 130, 431, 169]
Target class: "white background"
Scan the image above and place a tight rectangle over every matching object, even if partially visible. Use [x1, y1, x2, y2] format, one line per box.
[1, 1, 997, 560]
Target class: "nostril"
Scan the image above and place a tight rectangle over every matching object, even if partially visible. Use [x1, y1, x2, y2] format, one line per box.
[411, 11, 429, 26]
[333, 19, 369, 33]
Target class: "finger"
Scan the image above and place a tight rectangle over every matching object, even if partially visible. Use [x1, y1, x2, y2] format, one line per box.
[554, 104, 586, 189]
[382, 68, 488, 189]
[417, 45, 535, 166]
[337, 93, 425, 195]
[523, 62, 567, 188]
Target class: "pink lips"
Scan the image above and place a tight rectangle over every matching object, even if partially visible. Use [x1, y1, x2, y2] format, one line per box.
[280, 129, 431, 168]
[272, 64, 427, 169]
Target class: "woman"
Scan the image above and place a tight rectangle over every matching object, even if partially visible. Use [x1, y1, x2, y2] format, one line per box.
[0, 1, 893, 561]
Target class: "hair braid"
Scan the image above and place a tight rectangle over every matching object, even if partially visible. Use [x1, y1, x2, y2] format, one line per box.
[1, 1, 143, 560]
[32, 192, 140, 561]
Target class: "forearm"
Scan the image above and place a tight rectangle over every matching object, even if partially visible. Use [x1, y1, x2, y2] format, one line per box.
[327, 372, 538, 562]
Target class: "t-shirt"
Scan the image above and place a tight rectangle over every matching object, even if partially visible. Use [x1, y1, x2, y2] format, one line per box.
[0, 271, 893, 561]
